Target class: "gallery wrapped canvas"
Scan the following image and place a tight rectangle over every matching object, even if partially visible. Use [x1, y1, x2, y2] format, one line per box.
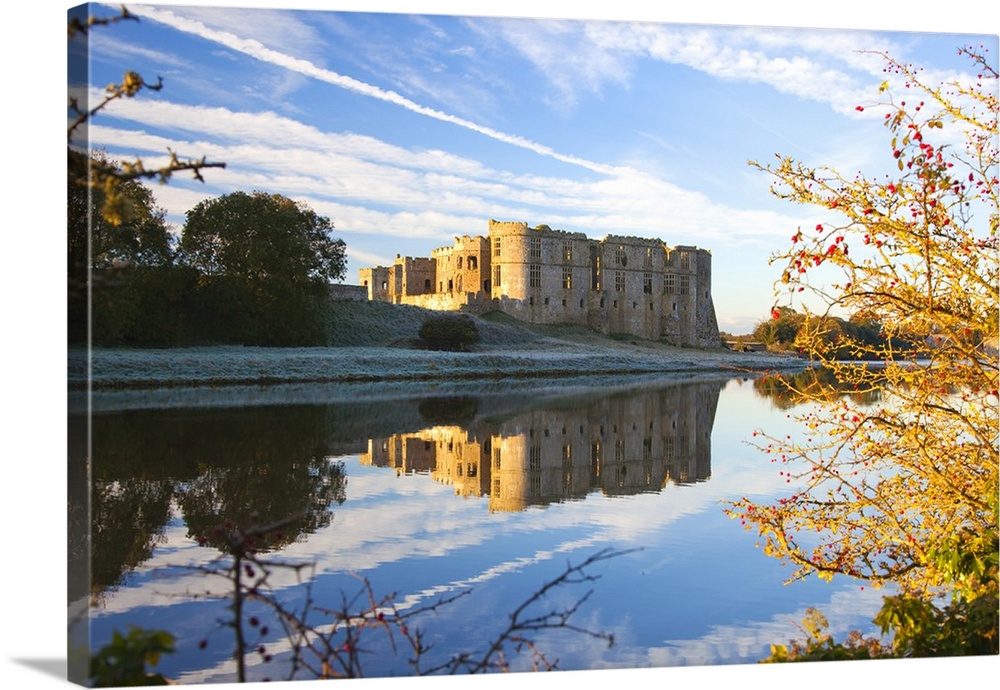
[59, 1, 997, 689]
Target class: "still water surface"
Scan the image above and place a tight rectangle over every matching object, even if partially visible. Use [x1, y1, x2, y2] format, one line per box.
[72, 373, 886, 683]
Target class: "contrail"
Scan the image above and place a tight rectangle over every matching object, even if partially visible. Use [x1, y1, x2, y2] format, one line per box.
[130, 5, 622, 176]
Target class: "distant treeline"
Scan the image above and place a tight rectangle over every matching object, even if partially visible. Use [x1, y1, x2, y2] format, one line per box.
[742, 306, 921, 360]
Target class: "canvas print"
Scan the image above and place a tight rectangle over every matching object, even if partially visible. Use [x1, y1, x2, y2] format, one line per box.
[67, 2, 998, 687]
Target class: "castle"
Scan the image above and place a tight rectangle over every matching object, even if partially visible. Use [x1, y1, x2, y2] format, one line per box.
[359, 220, 721, 348]
[360, 379, 722, 512]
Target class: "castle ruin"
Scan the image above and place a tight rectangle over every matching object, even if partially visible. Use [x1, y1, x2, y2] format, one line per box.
[359, 220, 720, 348]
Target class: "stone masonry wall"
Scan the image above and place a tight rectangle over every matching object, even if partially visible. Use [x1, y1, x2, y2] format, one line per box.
[358, 220, 721, 348]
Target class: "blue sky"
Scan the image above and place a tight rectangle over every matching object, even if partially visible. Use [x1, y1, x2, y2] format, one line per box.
[62, 1, 997, 335]
[69, 1, 997, 334]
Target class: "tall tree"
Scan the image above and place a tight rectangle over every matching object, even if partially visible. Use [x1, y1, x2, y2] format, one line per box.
[181, 191, 345, 283]
[728, 46, 998, 655]
[180, 191, 347, 345]
[68, 149, 175, 273]
[69, 149, 182, 345]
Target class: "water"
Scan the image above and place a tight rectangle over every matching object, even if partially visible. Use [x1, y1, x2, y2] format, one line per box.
[70, 373, 887, 684]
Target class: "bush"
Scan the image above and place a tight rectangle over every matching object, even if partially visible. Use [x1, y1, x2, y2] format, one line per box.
[417, 314, 480, 351]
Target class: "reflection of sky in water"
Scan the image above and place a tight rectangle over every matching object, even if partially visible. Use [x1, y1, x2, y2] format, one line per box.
[82, 377, 888, 684]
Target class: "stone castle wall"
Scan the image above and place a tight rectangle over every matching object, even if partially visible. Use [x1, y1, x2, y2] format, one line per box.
[357, 380, 722, 512]
[359, 220, 721, 348]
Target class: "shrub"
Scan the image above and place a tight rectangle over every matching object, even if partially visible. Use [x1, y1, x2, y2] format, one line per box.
[417, 314, 480, 351]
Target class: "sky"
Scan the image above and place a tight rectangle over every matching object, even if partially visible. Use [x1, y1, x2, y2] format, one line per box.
[67, 0, 999, 335]
[0, 3, 998, 690]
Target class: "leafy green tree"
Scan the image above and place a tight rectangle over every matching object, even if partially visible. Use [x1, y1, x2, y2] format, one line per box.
[180, 191, 347, 345]
[728, 46, 998, 656]
[181, 191, 345, 283]
[68, 150, 175, 272]
[69, 149, 185, 345]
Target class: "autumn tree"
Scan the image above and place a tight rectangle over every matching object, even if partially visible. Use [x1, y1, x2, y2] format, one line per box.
[180, 191, 347, 345]
[728, 46, 998, 656]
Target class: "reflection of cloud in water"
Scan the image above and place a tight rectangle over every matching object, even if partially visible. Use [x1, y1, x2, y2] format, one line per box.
[86, 374, 873, 683]
[523, 585, 888, 670]
[647, 586, 887, 667]
[92, 422, 797, 619]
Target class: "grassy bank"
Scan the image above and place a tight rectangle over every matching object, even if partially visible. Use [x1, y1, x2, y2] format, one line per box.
[71, 302, 807, 390]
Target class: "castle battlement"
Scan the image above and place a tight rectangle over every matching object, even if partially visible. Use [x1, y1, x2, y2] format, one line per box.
[359, 220, 720, 347]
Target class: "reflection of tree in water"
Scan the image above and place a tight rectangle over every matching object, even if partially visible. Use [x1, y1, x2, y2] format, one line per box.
[752, 367, 883, 409]
[91, 479, 174, 603]
[88, 406, 347, 600]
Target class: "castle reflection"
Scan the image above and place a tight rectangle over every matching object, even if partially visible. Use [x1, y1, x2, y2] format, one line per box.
[360, 380, 722, 511]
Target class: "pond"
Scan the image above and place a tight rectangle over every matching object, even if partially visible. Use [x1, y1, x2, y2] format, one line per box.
[69, 372, 888, 684]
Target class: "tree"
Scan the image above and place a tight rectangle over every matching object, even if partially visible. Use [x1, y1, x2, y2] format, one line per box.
[727, 46, 998, 655]
[180, 191, 347, 345]
[68, 149, 175, 273]
[181, 191, 346, 283]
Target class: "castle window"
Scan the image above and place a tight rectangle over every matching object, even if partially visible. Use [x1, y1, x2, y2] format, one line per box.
[562, 266, 572, 290]
[644, 247, 653, 268]
[679, 275, 690, 295]
[615, 245, 626, 266]
[544, 297, 550, 305]
[680, 252, 691, 271]
[643, 272, 653, 294]
[424, 279, 431, 291]
[468, 256, 477, 269]
[663, 273, 675, 295]
[493, 237, 501, 256]
[562, 298, 566, 307]
[493, 265, 501, 287]
[448, 279, 454, 292]
[615, 271, 625, 292]
[530, 264, 541, 288]
[563, 241, 573, 262]
[530, 236, 542, 259]
[456, 257, 463, 269]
